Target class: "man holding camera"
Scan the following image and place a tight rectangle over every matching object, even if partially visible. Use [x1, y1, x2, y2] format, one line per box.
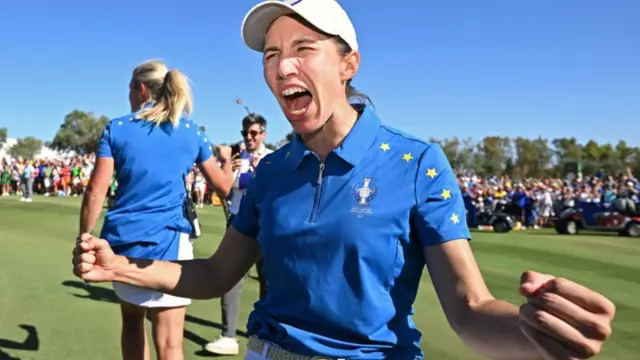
[204, 113, 272, 356]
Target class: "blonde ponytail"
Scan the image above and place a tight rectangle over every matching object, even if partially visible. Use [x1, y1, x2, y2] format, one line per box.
[132, 60, 193, 126]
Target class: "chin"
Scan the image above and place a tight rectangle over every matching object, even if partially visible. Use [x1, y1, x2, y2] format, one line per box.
[287, 118, 315, 135]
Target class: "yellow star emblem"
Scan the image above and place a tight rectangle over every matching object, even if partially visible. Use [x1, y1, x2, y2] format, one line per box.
[285, 152, 291, 158]
[441, 189, 451, 200]
[252, 172, 256, 179]
[264, 161, 272, 165]
[426, 168, 438, 178]
[402, 153, 413, 162]
[380, 143, 390, 152]
[450, 213, 460, 224]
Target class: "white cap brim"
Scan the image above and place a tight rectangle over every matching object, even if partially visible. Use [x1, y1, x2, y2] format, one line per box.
[241, 0, 358, 53]
[241, 1, 297, 53]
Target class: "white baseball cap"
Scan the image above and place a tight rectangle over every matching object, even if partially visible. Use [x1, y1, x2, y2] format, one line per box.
[241, 0, 358, 53]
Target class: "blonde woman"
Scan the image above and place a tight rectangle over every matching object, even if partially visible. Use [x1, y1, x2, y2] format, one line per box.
[78, 60, 233, 360]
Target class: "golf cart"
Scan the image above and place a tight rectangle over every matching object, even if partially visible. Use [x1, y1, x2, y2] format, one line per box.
[464, 196, 515, 233]
[553, 200, 640, 237]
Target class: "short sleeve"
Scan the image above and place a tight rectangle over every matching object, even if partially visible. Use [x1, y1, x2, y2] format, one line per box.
[96, 123, 113, 158]
[412, 144, 471, 247]
[195, 127, 213, 164]
[231, 167, 260, 238]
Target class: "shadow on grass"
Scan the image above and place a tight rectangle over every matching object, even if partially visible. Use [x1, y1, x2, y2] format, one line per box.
[61, 280, 248, 357]
[0, 324, 39, 359]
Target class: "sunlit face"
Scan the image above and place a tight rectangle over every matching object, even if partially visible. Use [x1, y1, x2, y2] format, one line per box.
[242, 123, 266, 152]
[263, 16, 356, 135]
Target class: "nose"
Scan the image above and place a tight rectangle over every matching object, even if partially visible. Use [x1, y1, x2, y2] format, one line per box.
[277, 57, 298, 80]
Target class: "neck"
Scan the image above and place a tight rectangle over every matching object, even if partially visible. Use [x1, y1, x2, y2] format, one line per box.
[248, 143, 264, 154]
[301, 101, 359, 161]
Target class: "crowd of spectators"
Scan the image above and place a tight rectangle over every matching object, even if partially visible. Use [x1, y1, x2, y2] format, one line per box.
[1, 154, 96, 200]
[459, 168, 640, 229]
[3, 153, 639, 232]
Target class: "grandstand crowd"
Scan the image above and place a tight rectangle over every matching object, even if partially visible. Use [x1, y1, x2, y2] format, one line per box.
[459, 169, 640, 229]
[3, 153, 639, 228]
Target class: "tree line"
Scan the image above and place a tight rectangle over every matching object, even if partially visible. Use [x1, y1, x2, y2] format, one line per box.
[2, 111, 639, 178]
[430, 136, 639, 178]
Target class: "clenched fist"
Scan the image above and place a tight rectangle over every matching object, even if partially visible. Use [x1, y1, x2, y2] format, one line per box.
[72, 233, 118, 283]
[519, 271, 616, 359]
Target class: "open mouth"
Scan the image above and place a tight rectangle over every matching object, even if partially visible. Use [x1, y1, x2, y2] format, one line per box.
[282, 87, 312, 116]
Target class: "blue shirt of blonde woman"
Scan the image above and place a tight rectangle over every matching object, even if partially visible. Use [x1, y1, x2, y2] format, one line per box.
[96, 113, 213, 261]
[233, 104, 472, 359]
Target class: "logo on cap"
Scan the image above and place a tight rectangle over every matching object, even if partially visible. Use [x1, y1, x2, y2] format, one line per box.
[288, 0, 304, 6]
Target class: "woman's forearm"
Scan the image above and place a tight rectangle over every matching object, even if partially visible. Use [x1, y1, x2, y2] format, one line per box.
[79, 188, 106, 235]
[109, 227, 260, 300]
[111, 256, 221, 299]
[458, 299, 543, 360]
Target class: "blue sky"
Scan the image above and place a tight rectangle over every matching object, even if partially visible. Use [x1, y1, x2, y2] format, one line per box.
[0, 0, 638, 147]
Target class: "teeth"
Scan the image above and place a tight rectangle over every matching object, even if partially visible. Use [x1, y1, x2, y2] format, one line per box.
[282, 87, 308, 96]
[290, 107, 307, 115]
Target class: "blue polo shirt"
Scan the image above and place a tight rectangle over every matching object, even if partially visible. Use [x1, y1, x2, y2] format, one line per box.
[97, 112, 213, 260]
[233, 105, 471, 359]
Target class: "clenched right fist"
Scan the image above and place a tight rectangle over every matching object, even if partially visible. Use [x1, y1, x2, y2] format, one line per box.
[72, 233, 117, 283]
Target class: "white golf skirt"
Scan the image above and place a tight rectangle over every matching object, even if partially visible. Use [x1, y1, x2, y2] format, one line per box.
[112, 232, 193, 308]
[194, 182, 206, 192]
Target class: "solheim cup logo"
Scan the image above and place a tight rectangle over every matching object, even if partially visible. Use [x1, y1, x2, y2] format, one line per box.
[353, 177, 377, 206]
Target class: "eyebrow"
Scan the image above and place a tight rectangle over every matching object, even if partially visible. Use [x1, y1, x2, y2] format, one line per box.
[263, 37, 318, 55]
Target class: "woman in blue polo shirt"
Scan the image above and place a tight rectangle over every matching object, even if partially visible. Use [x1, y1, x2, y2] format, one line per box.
[78, 59, 233, 360]
[74, 1, 615, 359]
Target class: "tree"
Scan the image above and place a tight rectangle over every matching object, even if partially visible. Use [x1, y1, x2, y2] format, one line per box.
[49, 110, 110, 154]
[631, 148, 640, 177]
[477, 136, 510, 176]
[459, 138, 477, 173]
[552, 137, 582, 162]
[597, 143, 622, 174]
[581, 140, 602, 175]
[9, 137, 43, 159]
[615, 140, 634, 164]
[430, 137, 461, 169]
[532, 137, 553, 176]
[0, 127, 6, 148]
[513, 137, 536, 178]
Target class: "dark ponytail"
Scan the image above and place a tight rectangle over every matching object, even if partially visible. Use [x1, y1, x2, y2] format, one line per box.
[345, 79, 372, 106]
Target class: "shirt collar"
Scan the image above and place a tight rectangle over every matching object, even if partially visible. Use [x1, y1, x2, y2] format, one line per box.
[285, 104, 380, 170]
[250, 143, 268, 157]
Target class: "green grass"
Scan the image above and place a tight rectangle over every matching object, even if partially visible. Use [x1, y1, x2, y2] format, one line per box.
[0, 196, 638, 360]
